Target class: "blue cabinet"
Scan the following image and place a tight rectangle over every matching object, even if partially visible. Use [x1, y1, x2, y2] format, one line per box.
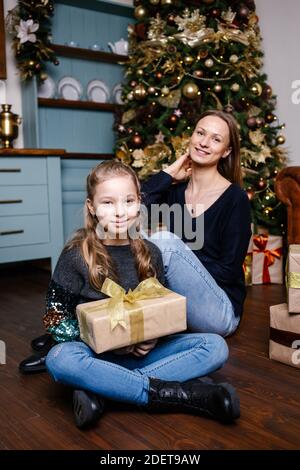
[0, 156, 64, 271]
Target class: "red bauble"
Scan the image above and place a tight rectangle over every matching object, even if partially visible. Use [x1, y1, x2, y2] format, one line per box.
[257, 178, 267, 190]
[246, 188, 255, 201]
[193, 69, 204, 78]
[168, 114, 178, 126]
[155, 72, 163, 81]
[131, 133, 143, 147]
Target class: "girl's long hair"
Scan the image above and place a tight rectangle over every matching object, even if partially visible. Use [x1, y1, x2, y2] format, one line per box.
[65, 161, 157, 292]
[196, 109, 242, 186]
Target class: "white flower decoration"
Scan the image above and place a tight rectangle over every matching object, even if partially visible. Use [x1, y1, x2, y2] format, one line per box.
[15, 19, 39, 44]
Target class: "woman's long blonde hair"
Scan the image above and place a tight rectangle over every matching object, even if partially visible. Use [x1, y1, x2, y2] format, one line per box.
[66, 161, 157, 292]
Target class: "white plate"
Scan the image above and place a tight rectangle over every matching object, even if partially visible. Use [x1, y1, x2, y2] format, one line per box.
[112, 83, 124, 104]
[37, 77, 56, 99]
[87, 79, 110, 103]
[57, 76, 83, 101]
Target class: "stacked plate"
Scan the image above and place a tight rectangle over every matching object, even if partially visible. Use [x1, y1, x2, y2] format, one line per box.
[87, 80, 110, 103]
[57, 77, 83, 101]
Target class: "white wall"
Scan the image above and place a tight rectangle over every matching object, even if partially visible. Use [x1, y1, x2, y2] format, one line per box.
[256, 0, 300, 165]
[1, 0, 299, 164]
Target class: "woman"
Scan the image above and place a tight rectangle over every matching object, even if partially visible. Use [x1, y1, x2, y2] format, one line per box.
[142, 109, 252, 337]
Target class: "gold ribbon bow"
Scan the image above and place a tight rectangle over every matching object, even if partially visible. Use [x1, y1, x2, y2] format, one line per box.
[100, 277, 170, 343]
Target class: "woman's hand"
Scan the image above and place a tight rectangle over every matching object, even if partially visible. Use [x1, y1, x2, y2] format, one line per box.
[163, 152, 192, 183]
[113, 345, 135, 355]
[132, 339, 158, 357]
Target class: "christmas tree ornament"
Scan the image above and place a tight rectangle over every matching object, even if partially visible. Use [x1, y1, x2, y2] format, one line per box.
[229, 54, 239, 64]
[134, 5, 148, 20]
[224, 104, 234, 113]
[193, 70, 204, 78]
[251, 83, 262, 96]
[276, 135, 286, 145]
[162, 86, 170, 95]
[184, 56, 194, 65]
[246, 188, 255, 200]
[231, 83, 240, 92]
[149, 0, 160, 4]
[210, 9, 221, 19]
[148, 86, 156, 95]
[133, 84, 147, 100]
[130, 80, 137, 88]
[155, 72, 163, 81]
[263, 207, 273, 216]
[168, 114, 178, 126]
[167, 14, 176, 26]
[131, 133, 143, 147]
[204, 58, 214, 68]
[136, 69, 144, 77]
[256, 117, 265, 127]
[161, 0, 174, 5]
[262, 85, 273, 99]
[201, 0, 215, 4]
[214, 84, 222, 93]
[199, 50, 209, 59]
[265, 112, 276, 123]
[238, 6, 250, 19]
[182, 82, 199, 99]
[247, 117, 257, 129]
[257, 178, 267, 189]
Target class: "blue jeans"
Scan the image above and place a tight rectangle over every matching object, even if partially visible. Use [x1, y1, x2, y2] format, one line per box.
[147, 231, 239, 337]
[46, 333, 229, 405]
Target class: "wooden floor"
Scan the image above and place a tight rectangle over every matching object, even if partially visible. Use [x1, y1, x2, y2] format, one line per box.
[1, 262, 300, 450]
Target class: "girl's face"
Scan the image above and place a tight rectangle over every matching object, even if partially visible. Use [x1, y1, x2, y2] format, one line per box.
[189, 116, 231, 168]
[87, 176, 140, 242]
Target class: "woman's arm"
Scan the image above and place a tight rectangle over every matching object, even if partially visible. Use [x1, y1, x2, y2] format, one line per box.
[43, 248, 84, 342]
[207, 192, 252, 285]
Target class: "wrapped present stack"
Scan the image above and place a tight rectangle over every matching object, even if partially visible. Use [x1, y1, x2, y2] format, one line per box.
[269, 245, 300, 369]
[76, 277, 187, 354]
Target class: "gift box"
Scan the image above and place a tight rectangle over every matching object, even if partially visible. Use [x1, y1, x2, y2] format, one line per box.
[243, 228, 254, 286]
[252, 234, 283, 284]
[287, 244, 300, 313]
[76, 277, 187, 354]
[269, 303, 300, 369]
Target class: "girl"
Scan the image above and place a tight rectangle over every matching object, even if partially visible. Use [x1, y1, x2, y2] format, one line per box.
[45, 161, 239, 428]
[142, 109, 252, 337]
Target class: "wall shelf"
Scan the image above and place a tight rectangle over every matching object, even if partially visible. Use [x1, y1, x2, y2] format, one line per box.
[38, 98, 121, 112]
[62, 152, 114, 159]
[52, 43, 128, 64]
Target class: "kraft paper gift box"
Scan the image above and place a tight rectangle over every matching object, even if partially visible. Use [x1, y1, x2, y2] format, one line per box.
[76, 277, 187, 354]
[287, 244, 300, 313]
[252, 234, 283, 284]
[269, 303, 300, 369]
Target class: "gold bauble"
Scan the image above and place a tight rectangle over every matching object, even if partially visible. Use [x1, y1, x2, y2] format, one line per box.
[182, 82, 199, 99]
[149, 0, 160, 4]
[161, 86, 170, 95]
[134, 5, 148, 20]
[204, 58, 214, 68]
[229, 54, 239, 64]
[251, 83, 262, 96]
[231, 83, 240, 92]
[161, 0, 174, 5]
[184, 55, 194, 65]
[136, 69, 144, 77]
[276, 135, 286, 145]
[127, 92, 134, 101]
[133, 84, 147, 100]
[263, 206, 273, 216]
[214, 83, 222, 93]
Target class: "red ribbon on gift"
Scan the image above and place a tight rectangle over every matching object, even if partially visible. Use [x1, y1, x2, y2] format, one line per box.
[253, 234, 282, 284]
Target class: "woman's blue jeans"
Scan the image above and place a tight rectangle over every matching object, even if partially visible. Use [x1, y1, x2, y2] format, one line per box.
[147, 230, 239, 337]
[46, 333, 229, 405]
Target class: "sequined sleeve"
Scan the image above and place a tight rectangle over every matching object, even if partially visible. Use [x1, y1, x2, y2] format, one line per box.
[43, 279, 81, 342]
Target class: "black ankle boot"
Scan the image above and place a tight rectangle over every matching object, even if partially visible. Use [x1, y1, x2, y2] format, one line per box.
[147, 378, 240, 423]
[73, 390, 105, 429]
[31, 334, 55, 353]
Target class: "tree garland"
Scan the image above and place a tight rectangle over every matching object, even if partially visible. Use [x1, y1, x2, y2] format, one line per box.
[5, 0, 58, 82]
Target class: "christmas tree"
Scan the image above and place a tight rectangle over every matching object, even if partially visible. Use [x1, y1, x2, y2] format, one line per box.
[115, 0, 287, 235]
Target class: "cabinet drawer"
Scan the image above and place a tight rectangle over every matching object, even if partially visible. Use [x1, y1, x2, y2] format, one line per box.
[0, 215, 50, 248]
[0, 186, 49, 216]
[0, 158, 47, 185]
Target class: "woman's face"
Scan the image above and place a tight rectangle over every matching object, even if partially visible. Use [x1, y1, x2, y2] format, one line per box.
[189, 115, 231, 168]
[87, 176, 140, 240]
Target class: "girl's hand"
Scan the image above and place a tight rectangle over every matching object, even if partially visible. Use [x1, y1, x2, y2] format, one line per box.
[163, 152, 192, 183]
[113, 345, 135, 355]
[132, 339, 158, 357]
